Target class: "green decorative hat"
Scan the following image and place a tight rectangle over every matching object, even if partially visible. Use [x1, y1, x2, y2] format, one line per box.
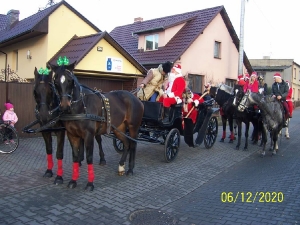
[38, 67, 50, 75]
[57, 56, 70, 66]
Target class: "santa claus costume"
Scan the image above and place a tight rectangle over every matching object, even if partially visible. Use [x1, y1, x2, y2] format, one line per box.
[158, 64, 186, 124]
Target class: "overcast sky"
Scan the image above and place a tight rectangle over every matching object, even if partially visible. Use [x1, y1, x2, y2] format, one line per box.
[2, 0, 299, 63]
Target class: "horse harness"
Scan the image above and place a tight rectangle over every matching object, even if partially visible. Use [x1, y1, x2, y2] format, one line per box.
[58, 83, 112, 135]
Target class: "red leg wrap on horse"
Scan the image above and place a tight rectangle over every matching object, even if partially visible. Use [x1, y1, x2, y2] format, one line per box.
[72, 162, 79, 181]
[57, 159, 63, 176]
[47, 154, 53, 170]
[88, 164, 95, 182]
[230, 132, 235, 140]
[222, 131, 226, 139]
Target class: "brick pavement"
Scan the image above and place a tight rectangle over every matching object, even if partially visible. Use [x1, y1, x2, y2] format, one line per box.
[0, 108, 299, 224]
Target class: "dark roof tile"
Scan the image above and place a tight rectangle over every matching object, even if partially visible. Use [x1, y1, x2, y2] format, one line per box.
[49, 32, 147, 74]
[0, 14, 8, 31]
[0, 1, 101, 45]
[110, 5, 253, 73]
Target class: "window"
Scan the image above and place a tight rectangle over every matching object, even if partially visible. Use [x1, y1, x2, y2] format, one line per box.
[294, 68, 296, 79]
[214, 41, 221, 58]
[187, 74, 203, 93]
[225, 78, 235, 87]
[145, 34, 158, 51]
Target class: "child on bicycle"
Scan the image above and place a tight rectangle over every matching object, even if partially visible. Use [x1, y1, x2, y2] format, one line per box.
[2, 103, 18, 144]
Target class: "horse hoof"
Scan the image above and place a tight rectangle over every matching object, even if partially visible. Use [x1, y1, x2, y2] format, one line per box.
[272, 151, 277, 155]
[43, 169, 53, 178]
[99, 160, 106, 166]
[126, 170, 133, 176]
[220, 139, 224, 142]
[235, 146, 239, 150]
[243, 147, 248, 151]
[229, 140, 234, 143]
[84, 182, 94, 191]
[54, 176, 63, 185]
[118, 171, 125, 176]
[67, 180, 77, 189]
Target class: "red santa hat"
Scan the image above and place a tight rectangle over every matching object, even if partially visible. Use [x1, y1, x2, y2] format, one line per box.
[273, 73, 281, 78]
[251, 71, 257, 78]
[173, 64, 182, 74]
[238, 74, 244, 80]
[5, 103, 14, 110]
[244, 73, 250, 80]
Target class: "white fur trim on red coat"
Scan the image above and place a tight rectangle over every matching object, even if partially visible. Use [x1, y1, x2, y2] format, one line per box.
[194, 99, 199, 107]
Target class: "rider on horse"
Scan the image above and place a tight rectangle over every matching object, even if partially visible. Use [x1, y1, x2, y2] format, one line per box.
[271, 73, 291, 127]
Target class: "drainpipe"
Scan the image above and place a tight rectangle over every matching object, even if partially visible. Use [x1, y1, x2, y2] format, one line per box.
[0, 50, 8, 101]
[238, 0, 246, 76]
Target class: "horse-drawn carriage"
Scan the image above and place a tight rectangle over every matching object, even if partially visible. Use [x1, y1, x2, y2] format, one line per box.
[23, 59, 219, 191]
[113, 98, 219, 162]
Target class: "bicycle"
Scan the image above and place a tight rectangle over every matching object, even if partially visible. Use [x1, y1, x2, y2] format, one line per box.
[0, 120, 19, 154]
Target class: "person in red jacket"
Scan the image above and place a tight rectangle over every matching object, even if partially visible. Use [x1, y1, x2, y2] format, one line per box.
[237, 74, 246, 86]
[158, 64, 186, 124]
[244, 72, 259, 93]
[182, 88, 203, 124]
[286, 80, 293, 118]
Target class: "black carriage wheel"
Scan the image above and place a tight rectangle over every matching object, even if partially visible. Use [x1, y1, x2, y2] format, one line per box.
[204, 116, 218, 149]
[113, 138, 124, 154]
[0, 124, 19, 154]
[164, 128, 180, 163]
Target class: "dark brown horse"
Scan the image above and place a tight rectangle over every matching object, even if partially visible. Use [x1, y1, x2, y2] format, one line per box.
[49, 62, 144, 191]
[32, 68, 109, 185]
[32, 68, 70, 184]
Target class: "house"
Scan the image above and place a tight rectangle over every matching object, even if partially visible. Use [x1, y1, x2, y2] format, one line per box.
[250, 57, 300, 101]
[0, 0, 146, 88]
[110, 6, 253, 93]
[0, 0, 146, 138]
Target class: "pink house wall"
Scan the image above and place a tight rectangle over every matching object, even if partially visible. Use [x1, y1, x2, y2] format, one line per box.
[179, 13, 244, 87]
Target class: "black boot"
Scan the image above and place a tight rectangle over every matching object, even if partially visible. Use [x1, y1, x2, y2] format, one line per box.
[162, 107, 170, 124]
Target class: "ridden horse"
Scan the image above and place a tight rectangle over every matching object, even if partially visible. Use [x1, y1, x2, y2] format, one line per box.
[49, 62, 144, 191]
[236, 91, 284, 156]
[32, 67, 72, 184]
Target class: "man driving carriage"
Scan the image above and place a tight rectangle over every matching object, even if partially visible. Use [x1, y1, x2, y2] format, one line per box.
[271, 73, 291, 126]
[138, 61, 173, 101]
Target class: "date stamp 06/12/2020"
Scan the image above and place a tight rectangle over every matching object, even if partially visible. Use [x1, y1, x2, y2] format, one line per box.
[221, 192, 284, 203]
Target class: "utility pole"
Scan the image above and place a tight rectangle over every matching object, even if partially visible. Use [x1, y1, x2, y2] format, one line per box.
[238, 0, 246, 75]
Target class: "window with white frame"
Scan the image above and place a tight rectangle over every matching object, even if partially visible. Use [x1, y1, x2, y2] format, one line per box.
[214, 41, 221, 58]
[145, 34, 158, 51]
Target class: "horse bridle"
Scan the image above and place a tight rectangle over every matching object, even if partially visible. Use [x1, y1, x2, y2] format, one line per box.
[237, 91, 250, 112]
[34, 82, 61, 118]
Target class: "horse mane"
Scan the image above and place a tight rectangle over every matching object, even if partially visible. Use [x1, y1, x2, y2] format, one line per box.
[215, 89, 232, 107]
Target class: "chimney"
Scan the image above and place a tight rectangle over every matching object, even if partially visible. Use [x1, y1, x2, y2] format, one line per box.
[134, 17, 143, 23]
[6, 9, 20, 30]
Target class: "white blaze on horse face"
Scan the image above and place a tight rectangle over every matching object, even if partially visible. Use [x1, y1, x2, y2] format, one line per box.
[60, 75, 65, 84]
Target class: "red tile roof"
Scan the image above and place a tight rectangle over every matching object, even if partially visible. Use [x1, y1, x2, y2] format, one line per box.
[0, 0, 101, 47]
[48, 32, 147, 75]
[110, 5, 253, 73]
